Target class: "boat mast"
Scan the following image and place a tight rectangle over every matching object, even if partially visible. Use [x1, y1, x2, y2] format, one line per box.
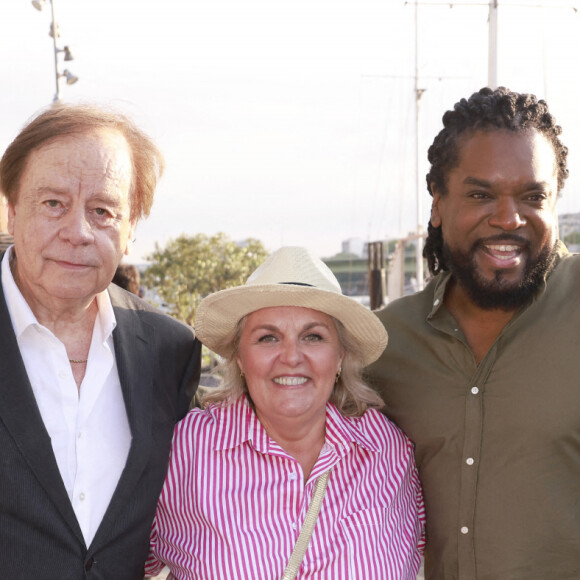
[488, 0, 498, 88]
[414, 0, 425, 291]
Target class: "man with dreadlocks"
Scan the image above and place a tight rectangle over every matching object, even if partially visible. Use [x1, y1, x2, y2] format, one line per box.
[367, 87, 580, 580]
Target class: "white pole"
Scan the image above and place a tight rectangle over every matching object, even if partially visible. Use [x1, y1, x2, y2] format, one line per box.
[488, 0, 498, 88]
[414, 0, 424, 291]
[49, 0, 61, 102]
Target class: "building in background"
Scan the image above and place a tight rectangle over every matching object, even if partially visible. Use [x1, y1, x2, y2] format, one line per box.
[341, 237, 367, 259]
[559, 213, 580, 252]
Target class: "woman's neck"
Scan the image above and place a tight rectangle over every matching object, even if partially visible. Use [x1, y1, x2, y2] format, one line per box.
[256, 409, 326, 483]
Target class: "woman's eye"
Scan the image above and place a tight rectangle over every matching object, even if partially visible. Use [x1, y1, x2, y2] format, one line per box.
[304, 333, 323, 342]
[257, 334, 277, 343]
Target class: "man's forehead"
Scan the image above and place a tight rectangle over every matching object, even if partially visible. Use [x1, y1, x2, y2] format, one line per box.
[457, 128, 555, 157]
[454, 129, 558, 174]
[32, 127, 129, 153]
[25, 130, 131, 174]
[17, 129, 133, 198]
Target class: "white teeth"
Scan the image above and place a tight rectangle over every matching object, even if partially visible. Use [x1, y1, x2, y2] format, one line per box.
[487, 244, 519, 252]
[485, 244, 521, 261]
[273, 376, 308, 386]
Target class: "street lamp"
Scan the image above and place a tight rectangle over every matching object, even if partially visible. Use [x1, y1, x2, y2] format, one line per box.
[31, 0, 79, 102]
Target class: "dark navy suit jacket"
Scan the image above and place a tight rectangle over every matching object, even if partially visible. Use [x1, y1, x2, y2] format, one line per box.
[0, 270, 201, 579]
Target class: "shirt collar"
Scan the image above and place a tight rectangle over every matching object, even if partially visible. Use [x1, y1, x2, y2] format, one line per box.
[530, 239, 568, 302]
[324, 403, 382, 455]
[213, 394, 381, 455]
[427, 270, 452, 320]
[2, 247, 37, 339]
[1, 245, 117, 340]
[213, 396, 270, 452]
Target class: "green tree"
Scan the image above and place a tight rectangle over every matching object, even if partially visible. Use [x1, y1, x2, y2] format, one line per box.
[143, 233, 268, 325]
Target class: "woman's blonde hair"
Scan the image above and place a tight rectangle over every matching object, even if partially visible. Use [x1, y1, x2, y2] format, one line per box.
[201, 314, 384, 417]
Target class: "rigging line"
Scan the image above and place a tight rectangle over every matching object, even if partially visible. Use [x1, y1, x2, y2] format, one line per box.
[347, 73, 368, 244]
[371, 80, 415, 243]
[365, 78, 404, 241]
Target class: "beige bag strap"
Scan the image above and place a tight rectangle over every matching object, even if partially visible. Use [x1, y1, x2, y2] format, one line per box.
[280, 469, 331, 580]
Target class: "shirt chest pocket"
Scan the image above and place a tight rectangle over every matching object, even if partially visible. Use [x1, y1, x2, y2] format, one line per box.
[339, 507, 391, 555]
[340, 506, 390, 532]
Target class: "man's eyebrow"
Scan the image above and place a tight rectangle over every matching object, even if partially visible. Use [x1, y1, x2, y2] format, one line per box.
[462, 177, 492, 188]
[462, 177, 552, 191]
[35, 186, 67, 195]
[520, 181, 552, 191]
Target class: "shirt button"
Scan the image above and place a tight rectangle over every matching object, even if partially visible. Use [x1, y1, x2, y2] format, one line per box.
[289, 473, 297, 481]
[79, 492, 86, 501]
[471, 387, 479, 395]
[461, 526, 469, 535]
[466, 457, 474, 466]
[59, 370, 67, 379]
[78, 432, 82, 439]
[292, 523, 297, 530]
[433, 298, 440, 306]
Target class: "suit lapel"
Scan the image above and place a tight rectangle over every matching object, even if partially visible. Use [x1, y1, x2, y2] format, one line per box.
[0, 279, 84, 544]
[89, 287, 153, 548]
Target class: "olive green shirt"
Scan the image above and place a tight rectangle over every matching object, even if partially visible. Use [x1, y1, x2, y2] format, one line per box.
[367, 242, 580, 580]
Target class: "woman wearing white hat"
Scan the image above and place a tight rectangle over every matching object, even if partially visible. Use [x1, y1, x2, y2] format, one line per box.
[146, 247, 425, 580]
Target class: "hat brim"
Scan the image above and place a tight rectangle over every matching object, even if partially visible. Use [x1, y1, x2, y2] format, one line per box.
[194, 283, 388, 366]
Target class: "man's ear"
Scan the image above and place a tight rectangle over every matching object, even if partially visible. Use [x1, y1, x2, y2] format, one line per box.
[7, 202, 15, 236]
[430, 186, 442, 228]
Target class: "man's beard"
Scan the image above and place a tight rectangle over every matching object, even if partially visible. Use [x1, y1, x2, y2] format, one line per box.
[442, 235, 557, 310]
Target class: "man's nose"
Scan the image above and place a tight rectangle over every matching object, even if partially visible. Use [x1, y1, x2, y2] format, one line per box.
[488, 197, 526, 230]
[58, 206, 94, 244]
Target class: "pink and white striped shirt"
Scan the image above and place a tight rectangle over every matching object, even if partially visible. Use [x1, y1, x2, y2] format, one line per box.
[146, 396, 425, 579]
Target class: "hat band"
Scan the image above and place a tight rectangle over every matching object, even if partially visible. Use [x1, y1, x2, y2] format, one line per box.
[279, 282, 314, 287]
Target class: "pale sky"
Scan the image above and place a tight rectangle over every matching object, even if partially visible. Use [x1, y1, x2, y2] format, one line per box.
[1, 0, 579, 262]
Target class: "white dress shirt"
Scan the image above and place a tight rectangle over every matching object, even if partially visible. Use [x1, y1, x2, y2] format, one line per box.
[1, 248, 132, 546]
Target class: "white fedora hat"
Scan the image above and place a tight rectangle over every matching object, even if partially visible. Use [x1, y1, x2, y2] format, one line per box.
[194, 246, 387, 366]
